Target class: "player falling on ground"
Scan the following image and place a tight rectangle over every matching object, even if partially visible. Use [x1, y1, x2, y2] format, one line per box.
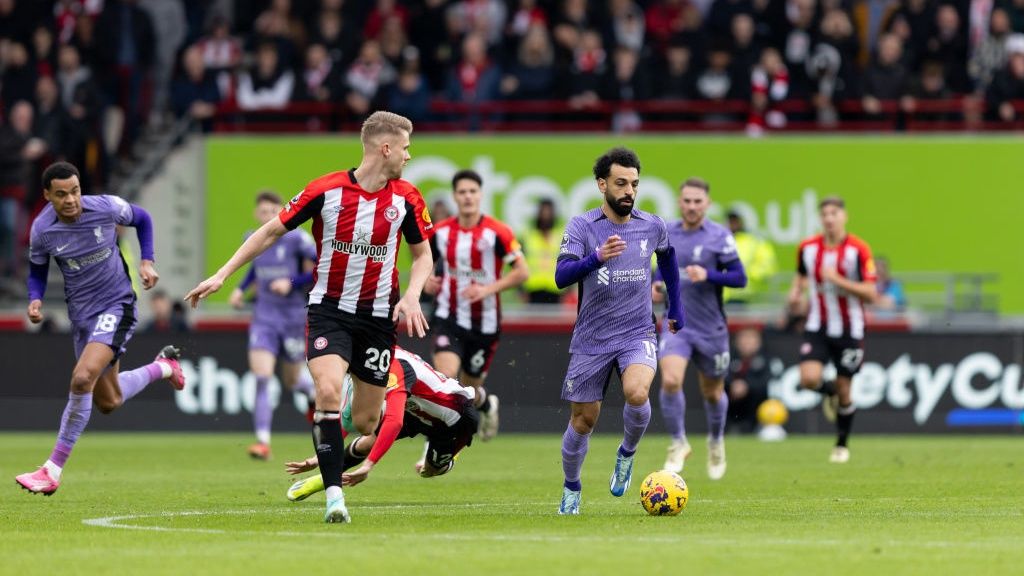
[554, 147, 685, 515]
[787, 196, 876, 463]
[15, 161, 185, 496]
[229, 191, 318, 461]
[424, 169, 528, 443]
[186, 111, 434, 524]
[653, 178, 746, 479]
[284, 345, 478, 500]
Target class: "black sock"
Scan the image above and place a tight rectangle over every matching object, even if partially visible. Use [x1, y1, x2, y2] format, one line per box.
[312, 411, 343, 488]
[817, 380, 836, 396]
[342, 438, 368, 471]
[836, 404, 856, 447]
[478, 394, 491, 413]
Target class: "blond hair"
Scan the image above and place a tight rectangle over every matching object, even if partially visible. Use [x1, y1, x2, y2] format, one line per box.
[360, 111, 413, 145]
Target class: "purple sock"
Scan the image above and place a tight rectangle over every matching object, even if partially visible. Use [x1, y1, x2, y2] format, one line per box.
[118, 363, 163, 402]
[705, 393, 729, 441]
[253, 376, 273, 444]
[561, 423, 590, 485]
[292, 372, 314, 397]
[659, 388, 687, 441]
[621, 400, 651, 455]
[49, 392, 93, 468]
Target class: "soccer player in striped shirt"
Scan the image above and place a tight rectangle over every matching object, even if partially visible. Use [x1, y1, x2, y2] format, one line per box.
[554, 147, 685, 515]
[425, 169, 528, 442]
[788, 196, 877, 463]
[186, 111, 434, 523]
[16, 162, 185, 496]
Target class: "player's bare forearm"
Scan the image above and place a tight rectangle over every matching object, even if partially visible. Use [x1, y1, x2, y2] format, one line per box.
[218, 218, 287, 280]
[788, 275, 807, 306]
[481, 257, 529, 298]
[404, 240, 433, 300]
[833, 277, 877, 303]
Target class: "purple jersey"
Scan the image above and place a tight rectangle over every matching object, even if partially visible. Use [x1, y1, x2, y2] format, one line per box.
[559, 207, 669, 353]
[249, 229, 317, 325]
[659, 219, 738, 335]
[29, 195, 136, 323]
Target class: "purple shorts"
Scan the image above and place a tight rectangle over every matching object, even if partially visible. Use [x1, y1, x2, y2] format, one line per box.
[658, 327, 731, 379]
[72, 301, 138, 362]
[561, 338, 658, 403]
[249, 320, 306, 363]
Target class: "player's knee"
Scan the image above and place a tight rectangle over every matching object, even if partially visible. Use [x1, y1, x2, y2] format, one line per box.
[623, 388, 649, 406]
[660, 377, 684, 393]
[70, 370, 98, 394]
[570, 414, 596, 434]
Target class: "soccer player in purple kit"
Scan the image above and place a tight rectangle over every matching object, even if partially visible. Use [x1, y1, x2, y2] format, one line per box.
[229, 191, 318, 461]
[653, 178, 746, 480]
[15, 162, 185, 496]
[554, 147, 685, 515]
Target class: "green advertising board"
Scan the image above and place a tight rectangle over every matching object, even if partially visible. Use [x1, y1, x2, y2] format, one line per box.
[207, 136, 1023, 312]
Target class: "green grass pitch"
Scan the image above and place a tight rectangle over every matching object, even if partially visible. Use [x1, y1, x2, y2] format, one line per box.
[1, 433, 1020, 575]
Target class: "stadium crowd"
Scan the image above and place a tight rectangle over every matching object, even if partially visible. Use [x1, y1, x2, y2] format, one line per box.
[2, 0, 1021, 286]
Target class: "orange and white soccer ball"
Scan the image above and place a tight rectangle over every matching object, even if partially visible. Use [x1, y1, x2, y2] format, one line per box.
[639, 470, 689, 516]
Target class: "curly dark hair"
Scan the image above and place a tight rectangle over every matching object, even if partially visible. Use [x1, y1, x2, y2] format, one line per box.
[592, 147, 641, 180]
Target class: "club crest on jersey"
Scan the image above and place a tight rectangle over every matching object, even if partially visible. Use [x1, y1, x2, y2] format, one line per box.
[692, 245, 703, 260]
[384, 205, 400, 222]
[94, 226, 104, 243]
[640, 239, 648, 256]
[314, 337, 328, 350]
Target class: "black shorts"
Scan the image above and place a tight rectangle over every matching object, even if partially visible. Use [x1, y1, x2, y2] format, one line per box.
[432, 319, 500, 378]
[799, 330, 865, 378]
[306, 304, 397, 386]
[398, 400, 479, 469]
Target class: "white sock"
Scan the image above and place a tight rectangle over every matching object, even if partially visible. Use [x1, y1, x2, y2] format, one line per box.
[256, 430, 271, 445]
[155, 361, 173, 379]
[43, 460, 62, 481]
[325, 485, 343, 501]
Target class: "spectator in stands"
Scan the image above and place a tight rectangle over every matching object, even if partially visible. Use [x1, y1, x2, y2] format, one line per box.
[969, 7, 1013, 93]
[645, 0, 689, 55]
[726, 326, 771, 434]
[55, 44, 101, 186]
[723, 209, 778, 305]
[986, 33, 1024, 121]
[254, 0, 306, 62]
[445, 32, 502, 109]
[606, 46, 650, 132]
[778, 0, 817, 99]
[566, 29, 607, 109]
[924, 4, 969, 93]
[1008, 0, 1024, 33]
[196, 14, 244, 100]
[1, 41, 37, 112]
[293, 43, 341, 103]
[142, 289, 190, 333]
[607, 0, 647, 53]
[902, 60, 955, 121]
[730, 13, 760, 95]
[96, 0, 156, 154]
[862, 33, 910, 116]
[873, 255, 907, 312]
[447, 0, 508, 48]
[378, 13, 411, 66]
[654, 39, 696, 99]
[30, 25, 57, 79]
[237, 41, 295, 110]
[344, 40, 396, 118]
[34, 76, 70, 161]
[521, 198, 565, 304]
[387, 46, 432, 122]
[813, 8, 860, 125]
[365, 0, 409, 40]
[747, 47, 789, 135]
[408, 0, 452, 90]
[695, 40, 745, 121]
[309, 6, 359, 69]
[500, 24, 556, 101]
[552, 0, 597, 60]
[0, 101, 46, 278]
[884, 0, 935, 69]
[506, 0, 548, 55]
[171, 44, 221, 130]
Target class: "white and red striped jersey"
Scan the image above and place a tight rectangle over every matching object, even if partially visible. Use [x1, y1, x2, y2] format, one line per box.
[431, 215, 523, 334]
[391, 346, 475, 427]
[279, 170, 433, 318]
[797, 233, 877, 339]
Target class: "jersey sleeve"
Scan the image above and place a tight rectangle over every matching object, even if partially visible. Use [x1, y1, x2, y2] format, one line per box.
[858, 243, 877, 283]
[655, 217, 670, 253]
[28, 220, 49, 265]
[105, 194, 135, 226]
[496, 223, 523, 266]
[399, 186, 433, 244]
[557, 216, 588, 261]
[279, 187, 325, 231]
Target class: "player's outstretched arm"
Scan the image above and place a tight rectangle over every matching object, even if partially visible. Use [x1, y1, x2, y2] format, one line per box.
[394, 240, 432, 337]
[185, 217, 287, 308]
[703, 259, 748, 288]
[285, 455, 319, 475]
[342, 390, 407, 487]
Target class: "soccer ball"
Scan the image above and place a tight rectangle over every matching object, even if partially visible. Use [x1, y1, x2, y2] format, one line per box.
[639, 470, 689, 516]
[757, 398, 789, 426]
